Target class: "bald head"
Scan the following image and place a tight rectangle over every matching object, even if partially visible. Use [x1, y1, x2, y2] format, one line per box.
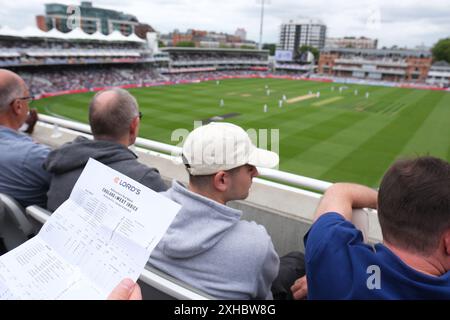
[0, 69, 26, 112]
[89, 88, 139, 143]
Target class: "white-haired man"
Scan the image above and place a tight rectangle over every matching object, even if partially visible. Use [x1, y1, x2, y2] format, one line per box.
[0, 69, 50, 208]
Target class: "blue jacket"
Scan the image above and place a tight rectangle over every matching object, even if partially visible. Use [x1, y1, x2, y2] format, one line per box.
[0, 126, 51, 207]
[305, 213, 450, 299]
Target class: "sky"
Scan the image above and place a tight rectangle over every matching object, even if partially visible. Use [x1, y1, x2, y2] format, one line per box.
[0, 0, 449, 48]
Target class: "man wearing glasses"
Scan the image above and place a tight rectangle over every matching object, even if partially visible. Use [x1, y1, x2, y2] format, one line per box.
[0, 69, 51, 208]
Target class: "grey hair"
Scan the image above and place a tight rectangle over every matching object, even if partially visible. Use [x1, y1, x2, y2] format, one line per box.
[0, 74, 23, 112]
[89, 88, 139, 140]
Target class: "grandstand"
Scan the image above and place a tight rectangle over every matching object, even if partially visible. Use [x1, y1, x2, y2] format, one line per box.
[0, 27, 271, 97]
[318, 47, 432, 82]
[162, 47, 269, 73]
[426, 61, 450, 88]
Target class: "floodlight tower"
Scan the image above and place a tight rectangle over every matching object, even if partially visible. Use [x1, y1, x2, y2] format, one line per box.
[258, 0, 266, 50]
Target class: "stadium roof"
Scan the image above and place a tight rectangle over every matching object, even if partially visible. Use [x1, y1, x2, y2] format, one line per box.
[0, 26, 145, 43]
[161, 47, 269, 54]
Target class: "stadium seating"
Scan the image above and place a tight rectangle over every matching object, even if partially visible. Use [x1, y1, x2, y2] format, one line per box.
[0, 193, 37, 253]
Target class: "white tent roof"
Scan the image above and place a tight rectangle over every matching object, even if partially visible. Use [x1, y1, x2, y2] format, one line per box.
[108, 30, 128, 42]
[0, 26, 21, 37]
[0, 26, 47, 38]
[63, 28, 91, 40]
[44, 28, 65, 39]
[22, 26, 49, 38]
[126, 33, 146, 43]
[91, 30, 110, 41]
[0, 26, 145, 43]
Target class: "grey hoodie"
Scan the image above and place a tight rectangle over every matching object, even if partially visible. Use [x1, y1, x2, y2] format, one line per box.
[149, 180, 280, 300]
[44, 136, 167, 211]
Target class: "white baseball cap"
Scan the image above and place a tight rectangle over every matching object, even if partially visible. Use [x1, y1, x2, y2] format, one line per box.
[182, 122, 279, 176]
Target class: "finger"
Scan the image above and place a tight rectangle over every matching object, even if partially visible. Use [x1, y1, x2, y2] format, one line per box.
[129, 283, 142, 300]
[290, 276, 305, 290]
[291, 282, 300, 292]
[108, 278, 136, 300]
[291, 276, 307, 300]
[293, 286, 307, 300]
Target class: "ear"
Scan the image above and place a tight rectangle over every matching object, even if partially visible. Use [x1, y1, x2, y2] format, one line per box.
[444, 229, 450, 256]
[212, 171, 228, 192]
[128, 117, 139, 144]
[10, 99, 21, 116]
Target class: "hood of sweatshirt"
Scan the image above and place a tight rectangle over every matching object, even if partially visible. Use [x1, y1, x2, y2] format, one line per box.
[159, 180, 242, 258]
[44, 136, 137, 174]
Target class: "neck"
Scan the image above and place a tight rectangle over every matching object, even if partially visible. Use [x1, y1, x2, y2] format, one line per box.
[188, 183, 226, 205]
[94, 135, 129, 147]
[0, 116, 19, 131]
[116, 136, 130, 147]
[384, 241, 446, 276]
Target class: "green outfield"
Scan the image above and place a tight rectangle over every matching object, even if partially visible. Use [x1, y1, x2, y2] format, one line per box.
[33, 78, 450, 187]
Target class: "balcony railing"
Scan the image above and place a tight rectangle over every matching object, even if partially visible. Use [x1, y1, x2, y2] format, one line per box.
[333, 65, 406, 75]
[171, 60, 269, 67]
[335, 58, 408, 67]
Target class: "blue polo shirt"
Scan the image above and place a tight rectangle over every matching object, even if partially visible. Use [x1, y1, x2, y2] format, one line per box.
[0, 126, 51, 208]
[305, 212, 450, 299]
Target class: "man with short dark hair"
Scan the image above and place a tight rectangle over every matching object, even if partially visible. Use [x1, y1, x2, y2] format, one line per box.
[0, 69, 50, 208]
[148, 122, 283, 299]
[44, 88, 167, 211]
[292, 156, 450, 299]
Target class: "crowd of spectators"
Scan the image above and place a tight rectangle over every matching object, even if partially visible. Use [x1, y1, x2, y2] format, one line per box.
[16, 67, 268, 95]
[17, 66, 166, 95]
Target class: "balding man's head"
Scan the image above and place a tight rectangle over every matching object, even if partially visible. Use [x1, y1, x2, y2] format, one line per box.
[0, 69, 26, 112]
[89, 88, 140, 143]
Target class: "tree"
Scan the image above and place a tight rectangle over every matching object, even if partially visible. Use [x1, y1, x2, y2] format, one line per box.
[262, 43, 276, 55]
[432, 38, 450, 63]
[158, 40, 165, 48]
[176, 41, 195, 47]
[297, 45, 319, 61]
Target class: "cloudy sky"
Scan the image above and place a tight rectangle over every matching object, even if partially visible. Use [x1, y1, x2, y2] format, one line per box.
[1, 0, 449, 48]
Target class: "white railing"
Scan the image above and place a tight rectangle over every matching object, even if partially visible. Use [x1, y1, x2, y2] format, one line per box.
[37, 114, 332, 193]
[39, 114, 91, 133]
[257, 167, 332, 191]
[38, 114, 181, 156]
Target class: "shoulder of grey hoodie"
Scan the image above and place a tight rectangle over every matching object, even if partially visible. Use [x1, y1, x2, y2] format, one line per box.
[156, 185, 279, 299]
[224, 219, 280, 299]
